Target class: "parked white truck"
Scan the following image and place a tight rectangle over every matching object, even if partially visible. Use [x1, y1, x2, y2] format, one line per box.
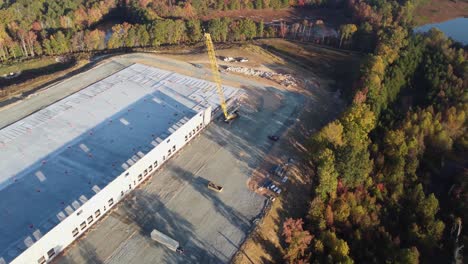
[151, 229, 184, 253]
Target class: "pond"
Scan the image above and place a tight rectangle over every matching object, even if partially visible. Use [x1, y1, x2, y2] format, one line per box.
[414, 17, 468, 44]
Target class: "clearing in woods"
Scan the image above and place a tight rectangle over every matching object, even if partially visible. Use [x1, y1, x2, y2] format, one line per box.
[414, 0, 468, 25]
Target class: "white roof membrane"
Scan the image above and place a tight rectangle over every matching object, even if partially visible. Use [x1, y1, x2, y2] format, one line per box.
[0, 64, 240, 261]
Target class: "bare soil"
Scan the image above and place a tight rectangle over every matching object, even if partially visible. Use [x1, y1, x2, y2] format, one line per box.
[414, 0, 468, 25]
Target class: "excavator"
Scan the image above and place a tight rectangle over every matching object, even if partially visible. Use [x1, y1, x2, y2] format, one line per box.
[204, 33, 239, 123]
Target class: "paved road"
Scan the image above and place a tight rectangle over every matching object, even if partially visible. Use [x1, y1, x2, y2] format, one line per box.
[32, 55, 306, 264]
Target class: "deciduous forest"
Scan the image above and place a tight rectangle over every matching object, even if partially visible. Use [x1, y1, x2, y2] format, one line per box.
[281, 1, 467, 264]
[0, 0, 329, 62]
[0, 0, 411, 62]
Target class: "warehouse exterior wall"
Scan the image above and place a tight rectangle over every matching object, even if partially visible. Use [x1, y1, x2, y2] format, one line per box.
[10, 107, 212, 264]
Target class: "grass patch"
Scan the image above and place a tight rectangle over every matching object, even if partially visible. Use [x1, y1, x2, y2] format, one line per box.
[415, 15, 430, 25]
[0, 57, 77, 88]
[0, 58, 86, 104]
[0, 57, 58, 76]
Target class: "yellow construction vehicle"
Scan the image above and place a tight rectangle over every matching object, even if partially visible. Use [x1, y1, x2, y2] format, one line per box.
[204, 33, 238, 122]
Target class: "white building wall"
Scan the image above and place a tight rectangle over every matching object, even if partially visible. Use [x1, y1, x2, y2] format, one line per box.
[11, 107, 212, 264]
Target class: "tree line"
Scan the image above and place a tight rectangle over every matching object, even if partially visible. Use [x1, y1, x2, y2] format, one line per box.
[0, 0, 390, 63]
[0, 0, 312, 62]
[281, 0, 467, 263]
[0, 17, 264, 60]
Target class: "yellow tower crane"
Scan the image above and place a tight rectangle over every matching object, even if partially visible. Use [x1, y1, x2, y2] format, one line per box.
[204, 33, 238, 122]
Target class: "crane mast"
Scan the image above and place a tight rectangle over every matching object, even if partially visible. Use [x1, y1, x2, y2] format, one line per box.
[204, 33, 237, 121]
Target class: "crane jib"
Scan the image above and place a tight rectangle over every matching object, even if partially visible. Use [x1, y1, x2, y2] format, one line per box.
[204, 33, 236, 121]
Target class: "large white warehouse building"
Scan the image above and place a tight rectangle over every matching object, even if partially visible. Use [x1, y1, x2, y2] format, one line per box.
[0, 64, 241, 264]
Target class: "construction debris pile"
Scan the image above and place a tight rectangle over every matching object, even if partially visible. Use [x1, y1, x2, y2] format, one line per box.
[222, 57, 249, 63]
[224, 66, 298, 87]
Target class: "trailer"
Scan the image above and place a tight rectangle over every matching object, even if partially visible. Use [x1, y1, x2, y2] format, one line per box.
[151, 230, 184, 253]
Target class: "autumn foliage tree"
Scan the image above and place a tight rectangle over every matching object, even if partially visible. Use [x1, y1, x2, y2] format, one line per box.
[282, 218, 313, 263]
[0, 0, 283, 62]
[284, 1, 466, 263]
[339, 23, 357, 48]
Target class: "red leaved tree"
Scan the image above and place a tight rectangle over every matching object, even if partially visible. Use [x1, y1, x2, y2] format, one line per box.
[282, 218, 313, 263]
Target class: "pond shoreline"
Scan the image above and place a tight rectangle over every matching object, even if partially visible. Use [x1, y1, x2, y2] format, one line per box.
[414, 17, 468, 45]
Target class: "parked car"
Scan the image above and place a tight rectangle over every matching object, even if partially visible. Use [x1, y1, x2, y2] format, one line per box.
[275, 165, 286, 177]
[268, 135, 279, 141]
[270, 165, 279, 174]
[263, 179, 273, 188]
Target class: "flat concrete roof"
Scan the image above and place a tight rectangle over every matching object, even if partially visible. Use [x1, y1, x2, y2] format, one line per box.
[0, 64, 239, 261]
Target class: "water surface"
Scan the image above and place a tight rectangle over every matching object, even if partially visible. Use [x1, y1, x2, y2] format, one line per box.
[415, 17, 468, 44]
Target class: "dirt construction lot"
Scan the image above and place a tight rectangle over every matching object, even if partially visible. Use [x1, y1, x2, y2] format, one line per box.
[0, 40, 359, 264]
